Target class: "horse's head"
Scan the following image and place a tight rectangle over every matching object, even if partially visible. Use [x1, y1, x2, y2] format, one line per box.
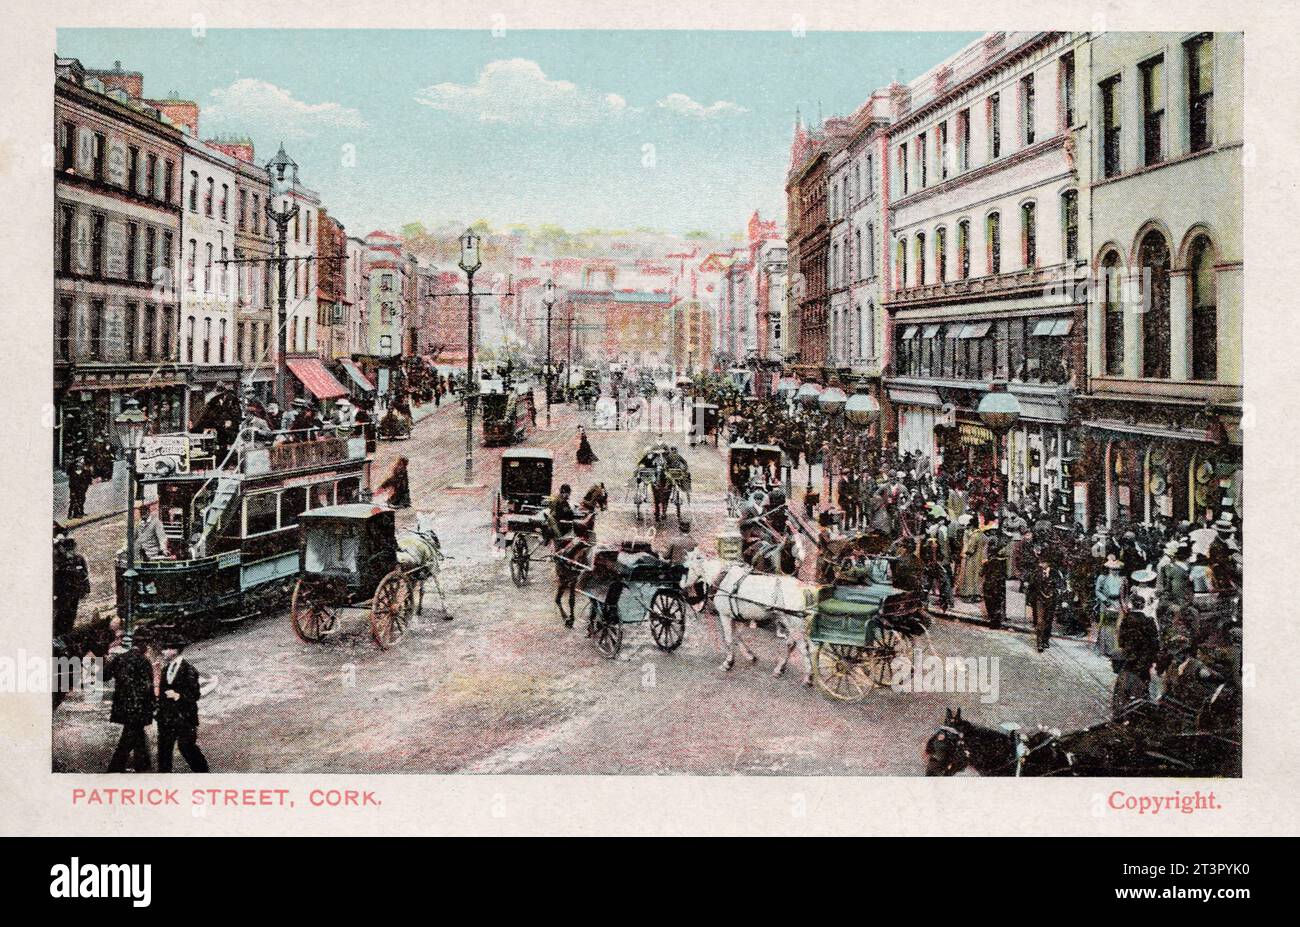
[924, 708, 972, 776]
[682, 548, 711, 588]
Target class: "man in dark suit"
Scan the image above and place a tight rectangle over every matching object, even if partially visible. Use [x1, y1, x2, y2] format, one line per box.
[1024, 555, 1067, 652]
[156, 637, 209, 773]
[104, 631, 155, 772]
[981, 534, 1008, 629]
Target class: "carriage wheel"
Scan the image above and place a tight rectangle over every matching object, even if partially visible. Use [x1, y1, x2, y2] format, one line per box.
[371, 569, 414, 649]
[509, 534, 532, 586]
[865, 628, 914, 688]
[290, 577, 338, 643]
[493, 492, 503, 535]
[812, 643, 871, 702]
[588, 600, 622, 659]
[648, 589, 687, 651]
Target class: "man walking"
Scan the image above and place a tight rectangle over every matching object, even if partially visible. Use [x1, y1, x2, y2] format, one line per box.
[104, 631, 155, 773]
[1024, 555, 1067, 652]
[66, 457, 94, 519]
[981, 533, 1008, 629]
[53, 535, 91, 637]
[156, 637, 209, 773]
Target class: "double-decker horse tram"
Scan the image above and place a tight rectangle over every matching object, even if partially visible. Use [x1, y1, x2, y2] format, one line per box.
[492, 448, 554, 586]
[726, 441, 785, 517]
[116, 425, 373, 635]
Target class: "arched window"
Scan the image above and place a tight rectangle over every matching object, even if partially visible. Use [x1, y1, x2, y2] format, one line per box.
[865, 302, 875, 360]
[958, 220, 970, 279]
[1061, 190, 1079, 261]
[866, 224, 875, 276]
[896, 239, 907, 288]
[855, 229, 862, 279]
[1140, 230, 1171, 378]
[1102, 251, 1124, 376]
[935, 227, 947, 283]
[1188, 235, 1217, 380]
[915, 233, 926, 285]
[1021, 202, 1036, 267]
[986, 213, 1001, 275]
[854, 304, 863, 359]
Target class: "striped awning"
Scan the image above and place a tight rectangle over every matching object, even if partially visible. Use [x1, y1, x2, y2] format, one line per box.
[286, 357, 348, 401]
[338, 358, 375, 392]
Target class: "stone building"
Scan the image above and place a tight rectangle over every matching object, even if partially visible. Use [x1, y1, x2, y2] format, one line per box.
[54, 57, 186, 468]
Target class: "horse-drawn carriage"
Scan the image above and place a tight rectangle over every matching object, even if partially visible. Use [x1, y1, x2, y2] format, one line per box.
[726, 441, 785, 516]
[481, 389, 535, 446]
[688, 402, 719, 448]
[575, 544, 689, 659]
[631, 446, 691, 526]
[289, 504, 446, 649]
[806, 582, 929, 702]
[493, 448, 554, 586]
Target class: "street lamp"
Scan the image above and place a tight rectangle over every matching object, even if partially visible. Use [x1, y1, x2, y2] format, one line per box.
[978, 379, 1022, 504]
[774, 376, 800, 404]
[115, 398, 147, 638]
[795, 381, 822, 410]
[543, 277, 555, 428]
[457, 228, 482, 487]
[265, 143, 300, 411]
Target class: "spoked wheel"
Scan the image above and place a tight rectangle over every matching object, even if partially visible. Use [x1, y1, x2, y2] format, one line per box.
[510, 533, 532, 586]
[812, 643, 871, 702]
[588, 599, 623, 659]
[290, 577, 339, 643]
[371, 569, 415, 649]
[865, 627, 914, 688]
[648, 589, 687, 651]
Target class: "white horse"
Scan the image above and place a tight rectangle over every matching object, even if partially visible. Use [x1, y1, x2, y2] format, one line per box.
[397, 512, 451, 619]
[682, 549, 816, 686]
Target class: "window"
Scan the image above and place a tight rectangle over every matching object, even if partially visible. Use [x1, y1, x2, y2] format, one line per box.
[146, 152, 157, 198]
[164, 161, 174, 202]
[128, 146, 140, 193]
[1062, 190, 1079, 261]
[238, 190, 247, 230]
[92, 132, 105, 181]
[958, 220, 970, 279]
[986, 213, 1001, 275]
[90, 299, 105, 360]
[219, 318, 228, 364]
[917, 133, 927, 188]
[896, 239, 907, 288]
[1189, 235, 1218, 380]
[1021, 202, 1036, 268]
[866, 224, 875, 276]
[188, 171, 198, 211]
[145, 226, 156, 284]
[294, 211, 300, 243]
[855, 230, 862, 279]
[186, 316, 195, 363]
[163, 231, 174, 286]
[144, 306, 156, 360]
[125, 222, 138, 281]
[203, 317, 212, 364]
[1060, 52, 1076, 128]
[1101, 76, 1122, 178]
[1021, 74, 1035, 145]
[60, 121, 76, 171]
[1186, 34, 1214, 152]
[306, 211, 312, 244]
[915, 233, 926, 285]
[380, 334, 392, 354]
[1102, 252, 1124, 376]
[205, 178, 214, 216]
[125, 303, 137, 361]
[1141, 56, 1165, 166]
[59, 205, 74, 273]
[865, 154, 873, 197]
[830, 243, 838, 287]
[957, 109, 970, 170]
[91, 214, 104, 278]
[939, 121, 949, 179]
[244, 493, 278, 536]
[220, 183, 229, 221]
[163, 308, 174, 360]
[204, 243, 213, 293]
[988, 93, 1001, 158]
[237, 321, 246, 363]
[936, 227, 947, 283]
[56, 297, 72, 360]
[1139, 232, 1171, 378]
[898, 144, 908, 195]
[253, 194, 261, 234]
[220, 246, 229, 295]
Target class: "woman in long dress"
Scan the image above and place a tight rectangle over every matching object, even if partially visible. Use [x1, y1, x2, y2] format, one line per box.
[377, 456, 411, 509]
[1093, 555, 1128, 664]
[955, 519, 988, 600]
[576, 427, 598, 466]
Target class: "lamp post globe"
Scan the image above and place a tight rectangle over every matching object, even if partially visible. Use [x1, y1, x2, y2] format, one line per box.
[978, 380, 1022, 432]
[844, 387, 881, 428]
[795, 381, 822, 409]
[818, 385, 847, 416]
[774, 376, 800, 402]
[458, 227, 481, 274]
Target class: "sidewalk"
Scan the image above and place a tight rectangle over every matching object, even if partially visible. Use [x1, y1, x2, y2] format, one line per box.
[54, 460, 157, 531]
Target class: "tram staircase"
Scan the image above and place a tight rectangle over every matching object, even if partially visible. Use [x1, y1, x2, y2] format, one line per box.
[189, 443, 243, 557]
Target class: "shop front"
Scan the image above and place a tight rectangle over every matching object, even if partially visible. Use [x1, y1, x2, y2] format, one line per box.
[57, 364, 187, 470]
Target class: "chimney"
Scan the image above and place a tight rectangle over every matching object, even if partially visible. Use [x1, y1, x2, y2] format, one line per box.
[86, 60, 143, 99]
[144, 91, 199, 136]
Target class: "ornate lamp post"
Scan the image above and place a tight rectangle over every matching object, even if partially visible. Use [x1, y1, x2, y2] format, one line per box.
[264, 144, 301, 411]
[818, 385, 848, 506]
[795, 382, 822, 494]
[543, 277, 555, 428]
[114, 398, 148, 637]
[456, 228, 482, 487]
[978, 379, 1022, 504]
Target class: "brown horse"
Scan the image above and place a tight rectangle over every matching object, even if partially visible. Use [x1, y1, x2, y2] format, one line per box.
[554, 535, 596, 628]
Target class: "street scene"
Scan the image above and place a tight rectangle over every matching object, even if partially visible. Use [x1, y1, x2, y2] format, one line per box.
[50, 28, 1242, 777]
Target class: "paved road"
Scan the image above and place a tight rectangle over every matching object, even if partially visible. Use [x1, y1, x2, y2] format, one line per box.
[54, 396, 1114, 775]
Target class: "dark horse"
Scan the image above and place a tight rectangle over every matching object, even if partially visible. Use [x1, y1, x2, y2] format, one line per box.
[924, 704, 1240, 777]
[554, 534, 596, 628]
[582, 483, 609, 513]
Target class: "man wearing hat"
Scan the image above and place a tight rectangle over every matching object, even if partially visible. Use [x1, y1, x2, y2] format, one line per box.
[980, 531, 1008, 629]
[1024, 553, 1067, 652]
[1160, 543, 1194, 608]
[53, 534, 91, 637]
[65, 455, 94, 520]
[104, 629, 156, 773]
[659, 517, 698, 566]
[156, 636, 209, 773]
[1113, 591, 1160, 715]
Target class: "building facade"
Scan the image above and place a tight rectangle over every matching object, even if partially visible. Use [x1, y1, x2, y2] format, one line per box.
[54, 57, 186, 467]
[1076, 31, 1243, 529]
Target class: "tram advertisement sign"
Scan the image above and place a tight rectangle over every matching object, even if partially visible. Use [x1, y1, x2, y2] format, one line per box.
[137, 434, 190, 476]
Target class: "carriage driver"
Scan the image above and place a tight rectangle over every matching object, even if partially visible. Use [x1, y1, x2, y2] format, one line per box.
[548, 484, 592, 539]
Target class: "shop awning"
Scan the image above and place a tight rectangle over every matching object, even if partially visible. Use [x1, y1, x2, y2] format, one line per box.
[1082, 417, 1220, 444]
[1032, 317, 1074, 337]
[338, 358, 375, 393]
[921, 324, 942, 339]
[959, 321, 992, 339]
[286, 357, 348, 401]
[901, 325, 921, 339]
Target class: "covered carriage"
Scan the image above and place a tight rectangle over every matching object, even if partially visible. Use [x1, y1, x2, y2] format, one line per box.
[576, 544, 689, 659]
[726, 441, 785, 515]
[492, 448, 554, 586]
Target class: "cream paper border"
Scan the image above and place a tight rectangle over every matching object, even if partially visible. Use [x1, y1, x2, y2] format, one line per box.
[1, 0, 1295, 837]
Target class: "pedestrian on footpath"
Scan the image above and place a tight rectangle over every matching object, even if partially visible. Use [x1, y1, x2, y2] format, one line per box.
[1024, 554, 1067, 652]
[53, 534, 91, 637]
[156, 637, 209, 773]
[980, 526, 1007, 629]
[103, 630, 156, 773]
[576, 426, 599, 466]
[377, 456, 411, 509]
[1094, 554, 1129, 665]
[66, 457, 93, 519]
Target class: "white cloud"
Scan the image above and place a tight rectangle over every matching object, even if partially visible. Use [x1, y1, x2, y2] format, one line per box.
[655, 93, 748, 119]
[206, 78, 368, 136]
[414, 59, 633, 126]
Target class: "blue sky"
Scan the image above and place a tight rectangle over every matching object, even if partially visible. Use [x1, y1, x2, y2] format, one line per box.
[59, 29, 978, 237]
